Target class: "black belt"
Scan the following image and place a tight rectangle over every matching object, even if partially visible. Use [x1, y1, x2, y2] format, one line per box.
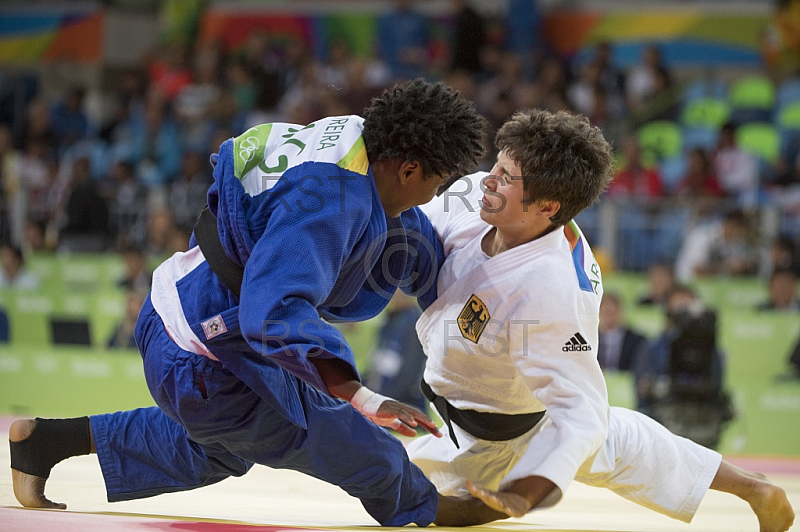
[420, 379, 545, 449]
[194, 206, 244, 297]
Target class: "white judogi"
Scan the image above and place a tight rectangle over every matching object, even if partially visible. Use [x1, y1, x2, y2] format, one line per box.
[409, 173, 721, 522]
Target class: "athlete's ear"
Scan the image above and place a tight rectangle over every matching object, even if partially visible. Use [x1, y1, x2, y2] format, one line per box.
[398, 160, 423, 184]
[538, 200, 561, 219]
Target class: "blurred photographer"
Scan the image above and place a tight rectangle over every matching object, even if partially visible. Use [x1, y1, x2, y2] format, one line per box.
[634, 285, 733, 448]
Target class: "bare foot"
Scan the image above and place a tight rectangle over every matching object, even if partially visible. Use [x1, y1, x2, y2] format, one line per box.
[10, 419, 67, 509]
[747, 478, 795, 532]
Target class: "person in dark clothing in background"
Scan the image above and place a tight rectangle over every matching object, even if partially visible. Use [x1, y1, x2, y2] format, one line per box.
[59, 156, 109, 252]
[598, 292, 648, 371]
[450, 0, 485, 75]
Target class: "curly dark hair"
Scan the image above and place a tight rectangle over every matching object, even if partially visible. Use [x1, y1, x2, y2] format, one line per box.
[496, 110, 614, 227]
[362, 79, 487, 179]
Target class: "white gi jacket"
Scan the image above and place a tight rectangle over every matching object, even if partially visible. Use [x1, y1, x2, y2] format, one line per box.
[414, 172, 610, 505]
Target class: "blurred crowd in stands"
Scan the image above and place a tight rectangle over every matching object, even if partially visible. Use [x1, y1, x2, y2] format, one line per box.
[0, 0, 799, 294]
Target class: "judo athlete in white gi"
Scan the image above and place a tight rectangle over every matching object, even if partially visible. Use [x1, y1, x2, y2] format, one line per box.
[409, 110, 795, 531]
[8, 80, 498, 527]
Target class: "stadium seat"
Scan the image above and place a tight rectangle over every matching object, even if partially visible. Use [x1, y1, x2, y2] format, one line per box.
[735, 122, 780, 164]
[681, 97, 730, 129]
[777, 77, 800, 108]
[729, 75, 776, 109]
[729, 75, 776, 124]
[682, 127, 719, 152]
[777, 101, 800, 130]
[659, 155, 688, 193]
[777, 103, 800, 163]
[637, 120, 682, 165]
[682, 78, 727, 104]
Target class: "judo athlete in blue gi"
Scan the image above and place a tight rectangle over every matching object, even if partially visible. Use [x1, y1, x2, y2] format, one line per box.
[9, 79, 497, 527]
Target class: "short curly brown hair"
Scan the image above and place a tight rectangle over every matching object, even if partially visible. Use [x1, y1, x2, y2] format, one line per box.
[495, 110, 614, 227]
[362, 79, 487, 180]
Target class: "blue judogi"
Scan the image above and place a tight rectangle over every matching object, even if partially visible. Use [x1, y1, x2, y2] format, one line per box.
[89, 117, 444, 526]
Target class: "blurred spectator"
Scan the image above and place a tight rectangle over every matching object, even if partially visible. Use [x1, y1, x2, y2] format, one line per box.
[170, 151, 211, 233]
[476, 51, 531, 124]
[244, 69, 283, 130]
[713, 122, 759, 207]
[22, 218, 47, 253]
[675, 210, 759, 281]
[377, 0, 429, 80]
[0, 305, 8, 342]
[19, 98, 56, 149]
[341, 56, 391, 115]
[626, 44, 666, 114]
[0, 124, 20, 244]
[227, 59, 257, 116]
[175, 47, 222, 152]
[118, 245, 151, 292]
[676, 148, 724, 198]
[597, 292, 648, 372]
[635, 285, 731, 448]
[143, 209, 178, 257]
[278, 60, 324, 124]
[639, 65, 680, 122]
[107, 289, 147, 350]
[635, 287, 721, 408]
[133, 99, 182, 187]
[505, 0, 542, 61]
[34, 156, 69, 232]
[524, 56, 572, 113]
[13, 138, 53, 247]
[0, 244, 39, 289]
[770, 235, 800, 276]
[108, 160, 147, 245]
[757, 268, 799, 311]
[100, 70, 146, 146]
[789, 332, 800, 378]
[319, 38, 354, 91]
[450, 0, 485, 74]
[638, 262, 676, 307]
[167, 227, 191, 255]
[608, 136, 664, 199]
[444, 69, 477, 103]
[50, 87, 89, 153]
[148, 43, 193, 102]
[589, 86, 625, 147]
[365, 291, 427, 410]
[592, 41, 625, 100]
[58, 156, 109, 252]
[568, 61, 602, 117]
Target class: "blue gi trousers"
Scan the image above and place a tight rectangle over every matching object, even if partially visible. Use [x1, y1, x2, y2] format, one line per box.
[89, 295, 438, 526]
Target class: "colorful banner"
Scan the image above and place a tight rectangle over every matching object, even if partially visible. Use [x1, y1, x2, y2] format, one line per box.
[545, 10, 771, 67]
[0, 6, 104, 64]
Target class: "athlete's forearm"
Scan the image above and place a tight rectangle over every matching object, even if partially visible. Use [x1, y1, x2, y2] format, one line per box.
[507, 475, 557, 509]
[311, 357, 360, 400]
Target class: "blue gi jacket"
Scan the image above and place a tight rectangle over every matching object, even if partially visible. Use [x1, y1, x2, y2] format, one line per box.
[173, 117, 444, 427]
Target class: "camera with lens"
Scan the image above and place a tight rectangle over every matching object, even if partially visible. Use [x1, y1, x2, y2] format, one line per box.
[668, 305, 719, 399]
[652, 303, 733, 449]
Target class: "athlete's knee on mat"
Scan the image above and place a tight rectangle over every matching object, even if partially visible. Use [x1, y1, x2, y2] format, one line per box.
[338, 452, 413, 497]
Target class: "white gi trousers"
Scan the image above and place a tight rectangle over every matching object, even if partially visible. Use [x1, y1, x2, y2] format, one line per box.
[407, 406, 722, 522]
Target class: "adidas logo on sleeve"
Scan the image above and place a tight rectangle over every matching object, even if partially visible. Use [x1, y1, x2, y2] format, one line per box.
[563, 332, 592, 352]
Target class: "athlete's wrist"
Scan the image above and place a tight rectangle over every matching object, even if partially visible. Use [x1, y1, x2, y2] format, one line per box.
[349, 386, 390, 417]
